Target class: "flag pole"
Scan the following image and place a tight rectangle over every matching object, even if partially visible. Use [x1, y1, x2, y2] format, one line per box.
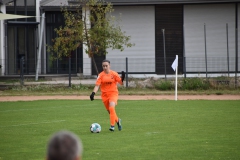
[175, 55, 178, 101]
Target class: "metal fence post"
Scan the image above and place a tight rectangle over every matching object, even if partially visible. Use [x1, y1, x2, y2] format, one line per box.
[183, 24, 186, 78]
[20, 57, 24, 86]
[226, 23, 230, 77]
[126, 57, 128, 88]
[183, 56, 186, 78]
[162, 29, 167, 80]
[69, 56, 71, 88]
[235, 3, 238, 88]
[204, 23, 208, 79]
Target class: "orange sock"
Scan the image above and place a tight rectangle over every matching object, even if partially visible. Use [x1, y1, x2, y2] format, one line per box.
[109, 107, 118, 126]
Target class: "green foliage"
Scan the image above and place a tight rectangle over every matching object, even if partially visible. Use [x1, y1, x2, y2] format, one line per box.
[47, 5, 83, 59]
[7, 84, 92, 92]
[209, 76, 232, 90]
[181, 78, 210, 90]
[71, 83, 90, 90]
[1, 77, 239, 96]
[154, 80, 174, 90]
[48, 0, 134, 60]
[214, 76, 230, 81]
[215, 92, 223, 95]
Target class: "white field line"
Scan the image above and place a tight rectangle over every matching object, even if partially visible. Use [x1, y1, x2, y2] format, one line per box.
[0, 103, 97, 113]
[0, 120, 66, 127]
[0, 102, 130, 113]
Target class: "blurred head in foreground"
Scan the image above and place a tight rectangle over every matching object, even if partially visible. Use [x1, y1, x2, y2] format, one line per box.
[46, 131, 83, 160]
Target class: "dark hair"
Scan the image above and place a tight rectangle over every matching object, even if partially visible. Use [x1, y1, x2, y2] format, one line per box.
[102, 59, 110, 64]
[47, 131, 83, 160]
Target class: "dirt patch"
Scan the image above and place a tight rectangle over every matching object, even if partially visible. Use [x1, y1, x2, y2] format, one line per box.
[0, 95, 239, 102]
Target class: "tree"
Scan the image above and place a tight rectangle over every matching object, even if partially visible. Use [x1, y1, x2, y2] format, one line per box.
[48, 0, 134, 75]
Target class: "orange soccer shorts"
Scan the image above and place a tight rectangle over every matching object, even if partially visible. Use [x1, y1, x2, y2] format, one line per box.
[102, 92, 118, 110]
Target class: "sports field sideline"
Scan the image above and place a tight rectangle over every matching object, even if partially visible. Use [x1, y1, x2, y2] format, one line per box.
[0, 94, 239, 101]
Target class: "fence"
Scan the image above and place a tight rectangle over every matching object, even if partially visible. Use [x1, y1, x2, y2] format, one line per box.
[0, 56, 239, 76]
[0, 56, 239, 87]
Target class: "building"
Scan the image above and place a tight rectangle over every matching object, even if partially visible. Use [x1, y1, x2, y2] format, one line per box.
[0, 0, 239, 77]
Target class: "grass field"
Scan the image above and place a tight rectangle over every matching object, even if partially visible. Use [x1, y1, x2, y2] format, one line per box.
[0, 100, 240, 160]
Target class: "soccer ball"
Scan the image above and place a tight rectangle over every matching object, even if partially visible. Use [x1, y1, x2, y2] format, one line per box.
[90, 123, 101, 133]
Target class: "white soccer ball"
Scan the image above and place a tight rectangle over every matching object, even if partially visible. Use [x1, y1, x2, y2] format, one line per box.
[90, 123, 101, 133]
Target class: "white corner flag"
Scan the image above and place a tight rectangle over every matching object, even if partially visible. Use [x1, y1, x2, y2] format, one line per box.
[171, 55, 178, 101]
[171, 55, 178, 71]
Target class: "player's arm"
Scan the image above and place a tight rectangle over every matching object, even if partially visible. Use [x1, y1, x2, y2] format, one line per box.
[115, 71, 124, 85]
[93, 85, 99, 93]
[90, 74, 101, 101]
[118, 80, 123, 85]
[90, 85, 99, 101]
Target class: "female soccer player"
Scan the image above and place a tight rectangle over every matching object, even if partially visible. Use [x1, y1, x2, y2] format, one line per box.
[90, 59, 125, 131]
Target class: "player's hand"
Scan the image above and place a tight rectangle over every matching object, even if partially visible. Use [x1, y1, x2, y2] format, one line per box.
[121, 71, 125, 82]
[90, 92, 95, 101]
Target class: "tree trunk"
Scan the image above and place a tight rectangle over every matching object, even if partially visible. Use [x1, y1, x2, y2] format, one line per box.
[68, 56, 71, 87]
[91, 55, 99, 76]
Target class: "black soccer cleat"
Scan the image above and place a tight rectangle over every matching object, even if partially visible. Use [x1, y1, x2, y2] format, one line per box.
[117, 118, 122, 131]
[109, 126, 115, 131]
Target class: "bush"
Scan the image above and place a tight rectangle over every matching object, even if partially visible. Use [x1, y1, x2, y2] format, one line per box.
[180, 78, 210, 90]
[210, 76, 231, 89]
[71, 83, 91, 90]
[9, 84, 92, 92]
[154, 80, 174, 90]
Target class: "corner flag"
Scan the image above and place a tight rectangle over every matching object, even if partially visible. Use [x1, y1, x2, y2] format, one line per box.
[172, 55, 178, 101]
[171, 55, 178, 71]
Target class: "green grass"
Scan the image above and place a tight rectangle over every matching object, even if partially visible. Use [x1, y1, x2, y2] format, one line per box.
[0, 100, 240, 160]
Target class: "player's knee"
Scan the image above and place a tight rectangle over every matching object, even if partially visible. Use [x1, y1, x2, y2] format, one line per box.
[109, 102, 115, 107]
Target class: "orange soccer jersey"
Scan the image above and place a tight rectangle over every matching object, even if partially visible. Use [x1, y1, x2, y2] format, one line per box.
[96, 70, 122, 93]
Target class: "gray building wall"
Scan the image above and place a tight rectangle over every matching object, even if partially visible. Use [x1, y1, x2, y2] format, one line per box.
[184, 3, 236, 72]
[106, 6, 155, 73]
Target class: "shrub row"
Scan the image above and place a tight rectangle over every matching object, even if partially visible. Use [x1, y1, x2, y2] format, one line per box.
[154, 77, 237, 90]
[3, 77, 239, 91]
